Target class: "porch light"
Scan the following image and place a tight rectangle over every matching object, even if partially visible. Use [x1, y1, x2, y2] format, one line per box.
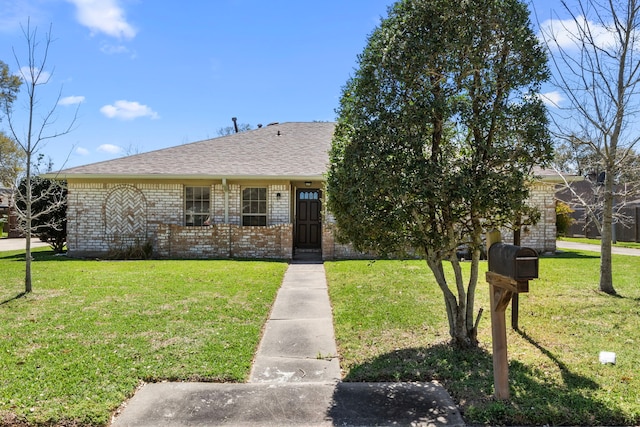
[304, 181, 312, 187]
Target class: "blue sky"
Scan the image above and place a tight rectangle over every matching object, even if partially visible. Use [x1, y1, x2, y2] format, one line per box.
[1, 0, 564, 170]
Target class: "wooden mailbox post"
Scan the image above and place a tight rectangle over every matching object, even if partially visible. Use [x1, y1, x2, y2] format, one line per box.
[486, 231, 538, 400]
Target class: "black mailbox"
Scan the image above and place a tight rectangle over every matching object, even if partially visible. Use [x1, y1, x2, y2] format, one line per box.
[488, 243, 538, 281]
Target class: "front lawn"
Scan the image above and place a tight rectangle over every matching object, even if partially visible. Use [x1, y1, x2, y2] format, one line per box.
[326, 251, 640, 426]
[0, 248, 287, 426]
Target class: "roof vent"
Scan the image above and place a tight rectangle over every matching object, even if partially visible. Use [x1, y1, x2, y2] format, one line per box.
[267, 122, 279, 126]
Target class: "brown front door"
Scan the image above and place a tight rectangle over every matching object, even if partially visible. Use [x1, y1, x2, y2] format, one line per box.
[296, 189, 321, 249]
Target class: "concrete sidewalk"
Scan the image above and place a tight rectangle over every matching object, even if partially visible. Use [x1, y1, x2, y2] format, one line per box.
[0, 237, 49, 252]
[556, 239, 640, 256]
[111, 262, 464, 427]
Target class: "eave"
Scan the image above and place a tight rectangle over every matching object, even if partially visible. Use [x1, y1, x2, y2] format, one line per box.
[41, 173, 327, 182]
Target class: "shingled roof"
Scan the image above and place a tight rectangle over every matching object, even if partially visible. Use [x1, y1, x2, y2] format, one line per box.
[53, 122, 336, 180]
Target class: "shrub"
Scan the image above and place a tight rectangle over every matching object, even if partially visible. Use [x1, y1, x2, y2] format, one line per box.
[555, 201, 575, 237]
[106, 239, 154, 260]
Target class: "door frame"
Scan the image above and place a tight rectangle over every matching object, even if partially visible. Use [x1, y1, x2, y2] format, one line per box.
[294, 188, 322, 250]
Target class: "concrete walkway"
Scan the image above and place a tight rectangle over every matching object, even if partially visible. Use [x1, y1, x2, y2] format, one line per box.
[111, 262, 464, 427]
[249, 262, 341, 384]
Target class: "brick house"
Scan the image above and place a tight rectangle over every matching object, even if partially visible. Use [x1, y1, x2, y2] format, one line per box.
[1, 187, 12, 235]
[48, 121, 558, 259]
[0, 187, 20, 238]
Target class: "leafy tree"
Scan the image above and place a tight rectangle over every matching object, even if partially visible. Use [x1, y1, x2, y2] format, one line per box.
[0, 131, 25, 186]
[0, 60, 21, 117]
[1, 22, 77, 293]
[541, 0, 640, 294]
[16, 176, 66, 253]
[327, 0, 552, 347]
[555, 201, 575, 237]
[1, 60, 23, 187]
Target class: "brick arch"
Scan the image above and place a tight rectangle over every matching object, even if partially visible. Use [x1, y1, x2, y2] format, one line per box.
[103, 185, 147, 242]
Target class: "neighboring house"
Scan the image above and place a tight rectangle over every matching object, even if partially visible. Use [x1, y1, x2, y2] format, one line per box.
[48, 122, 558, 259]
[0, 186, 19, 237]
[556, 179, 640, 242]
[0, 187, 10, 234]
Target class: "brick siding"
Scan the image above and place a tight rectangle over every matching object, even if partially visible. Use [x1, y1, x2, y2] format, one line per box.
[156, 223, 292, 259]
[66, 181, 293, 258]
[500, 182, 557, 254]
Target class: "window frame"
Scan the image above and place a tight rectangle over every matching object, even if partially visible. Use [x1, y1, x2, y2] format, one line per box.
[185, 186, 211, 226]
[241, 187, 267, 226]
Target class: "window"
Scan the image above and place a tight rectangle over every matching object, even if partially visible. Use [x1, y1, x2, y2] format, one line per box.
[242, 187, 267, 226]
[299, 191, 319, 200]
[185, 186, 210, 226]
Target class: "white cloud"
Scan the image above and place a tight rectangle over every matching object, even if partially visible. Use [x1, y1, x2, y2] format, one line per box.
[19, 66, 51, 84]
[538, 91, 564, 108]
[100, 100, 159, 120]
[75, 147, 90, 156]
[539, 16, 618, 51]
[66, 0, 136, 39]
[97, 144, 123, 154]
[100, 43, 129, 55]
[59, 95, 85, 106]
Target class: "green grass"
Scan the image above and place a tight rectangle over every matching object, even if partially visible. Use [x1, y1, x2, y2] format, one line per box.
[560, 235, 640, 249]
[326, 252, 640, 426]
[0, 248, 287, 426]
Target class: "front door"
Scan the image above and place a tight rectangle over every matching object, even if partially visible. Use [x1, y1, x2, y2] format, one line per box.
[295, 189, 321, 249]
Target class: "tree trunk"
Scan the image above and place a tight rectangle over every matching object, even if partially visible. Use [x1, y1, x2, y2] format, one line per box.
[24, 152, 32, 293]
[599, 168, 616, 294]
[426, 253, 479, 348]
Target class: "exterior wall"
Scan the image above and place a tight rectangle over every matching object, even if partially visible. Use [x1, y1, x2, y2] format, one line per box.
[66, 180, 294, 258]
[501, 182, 557, 254]
[66, 179, 555, 259]
[322, 223, 375, 260]
[67, 182, 183, 256]
[156, 223, 292, 259]
[269, 184, 291, 224]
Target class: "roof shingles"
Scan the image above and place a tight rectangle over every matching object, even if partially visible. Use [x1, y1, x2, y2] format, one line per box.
[56, 122, 336, 179]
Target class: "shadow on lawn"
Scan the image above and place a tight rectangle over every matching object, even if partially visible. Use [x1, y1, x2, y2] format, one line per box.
[0, 249, 68, 262]
[341, 342, 622, 426]
[544, 250, 600, 260]
[0, 292, 27, 305]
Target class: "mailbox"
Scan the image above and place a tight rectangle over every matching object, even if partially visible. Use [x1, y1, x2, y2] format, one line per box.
[488, 243, 538, 281]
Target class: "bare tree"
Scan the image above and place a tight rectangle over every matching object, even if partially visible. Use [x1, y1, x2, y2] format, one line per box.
[541, 0, 640, 294]
[554, 137, 640, 241]
[217, 122, 252, 136]
[1, 22, 77, 293]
